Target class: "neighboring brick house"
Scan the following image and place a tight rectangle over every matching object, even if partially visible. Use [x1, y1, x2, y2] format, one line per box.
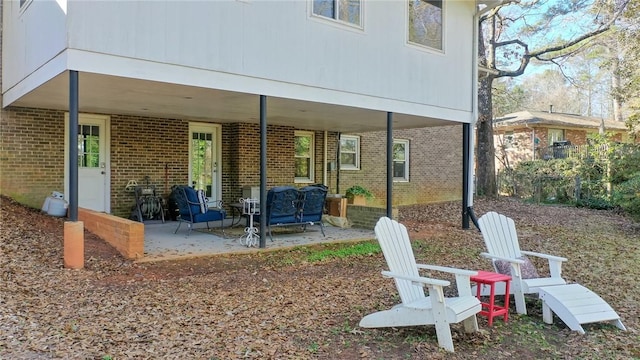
[493, 110, 636, 171]
[2, 1, 497, 222]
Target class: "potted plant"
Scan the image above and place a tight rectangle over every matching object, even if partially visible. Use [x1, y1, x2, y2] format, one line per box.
[345, 185, 374, 205]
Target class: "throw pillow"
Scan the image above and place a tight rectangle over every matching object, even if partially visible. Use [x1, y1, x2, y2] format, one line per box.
[196, 189, 207, 214]
[494, 255, 539, 279]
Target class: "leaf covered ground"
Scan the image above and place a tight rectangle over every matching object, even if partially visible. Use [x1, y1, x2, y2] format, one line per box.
[1, 195, 639, 359]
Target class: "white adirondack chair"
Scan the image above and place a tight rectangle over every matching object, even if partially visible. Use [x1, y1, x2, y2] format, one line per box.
[477, 211, 567, 315]
[359, 217, 481, 353]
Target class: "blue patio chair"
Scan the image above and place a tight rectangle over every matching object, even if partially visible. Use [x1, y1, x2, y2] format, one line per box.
[298, 185, 327, 236]
[173, 185, 226, 236]
[254, 186, 300, 241]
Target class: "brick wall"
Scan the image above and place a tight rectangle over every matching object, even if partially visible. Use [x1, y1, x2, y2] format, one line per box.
[495, 128, 535, 170]
[565, 129, 587, 145]
[0, 107, 67, 207]
[78, 207, 144, 259]
[1, 106, 463, 216]
[338, 125, 463, 206]
[110, 114, 188, 217]
[347, 204, 398, 229]
[222, 124, 337, 205]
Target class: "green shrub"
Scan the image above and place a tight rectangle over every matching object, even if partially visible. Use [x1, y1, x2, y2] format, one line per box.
[612, 173, 640, 221]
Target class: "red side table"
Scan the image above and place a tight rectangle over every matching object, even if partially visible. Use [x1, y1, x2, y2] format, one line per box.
[471, 270, 512, 326]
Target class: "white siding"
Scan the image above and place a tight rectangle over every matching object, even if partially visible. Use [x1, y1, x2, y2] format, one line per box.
[66, 0, 474, 112]
[4, 0, 475, 114]
[1, 0, 67, 92]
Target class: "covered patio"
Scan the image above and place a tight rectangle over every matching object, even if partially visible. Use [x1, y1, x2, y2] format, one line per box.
[141, 218, 375, 262]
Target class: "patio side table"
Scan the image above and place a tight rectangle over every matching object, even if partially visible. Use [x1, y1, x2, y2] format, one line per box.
[471, 270, 511, 326]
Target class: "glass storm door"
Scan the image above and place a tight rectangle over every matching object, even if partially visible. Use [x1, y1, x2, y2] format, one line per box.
[189, 123, 220, 202]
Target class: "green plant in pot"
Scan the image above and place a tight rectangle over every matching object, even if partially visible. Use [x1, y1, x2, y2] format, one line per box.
[345, 185, 374, 205]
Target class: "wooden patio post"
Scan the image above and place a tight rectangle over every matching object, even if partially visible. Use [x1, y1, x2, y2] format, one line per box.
[65, 70, 84, 269]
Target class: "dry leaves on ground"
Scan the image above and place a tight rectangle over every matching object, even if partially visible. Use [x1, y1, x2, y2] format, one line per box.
[1, 195, 638, 359]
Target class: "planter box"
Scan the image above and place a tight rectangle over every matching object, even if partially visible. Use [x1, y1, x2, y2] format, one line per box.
[327, 197, 348, 217]
[348, 195, 367, 206]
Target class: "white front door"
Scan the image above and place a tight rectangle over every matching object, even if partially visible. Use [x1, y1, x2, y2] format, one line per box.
[189, 123, 221, 202]
[65, 114, 110, 212]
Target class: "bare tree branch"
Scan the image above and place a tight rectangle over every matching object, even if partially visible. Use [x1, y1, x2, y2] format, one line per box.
[494, 0, 631, 79]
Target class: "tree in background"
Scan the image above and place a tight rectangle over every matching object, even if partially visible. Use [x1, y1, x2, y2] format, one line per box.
[615, 0, 640, 138]
[476, 0, 631, 197]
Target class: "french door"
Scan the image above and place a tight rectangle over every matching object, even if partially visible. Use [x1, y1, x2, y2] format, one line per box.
[189, 123, 221, 202]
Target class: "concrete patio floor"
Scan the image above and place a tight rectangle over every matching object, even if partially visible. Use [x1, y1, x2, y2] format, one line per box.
[141, 218, 376, 262]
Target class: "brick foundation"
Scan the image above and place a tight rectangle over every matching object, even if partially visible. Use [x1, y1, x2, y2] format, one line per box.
[347, 204, 398, 229]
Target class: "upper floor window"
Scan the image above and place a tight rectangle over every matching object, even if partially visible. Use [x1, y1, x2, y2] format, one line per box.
[312, 0, 362, 27]
[295, 131, 315, 183]
[340, 135, 360, 170]
[393, 139, 410, 182]
[408, 0, 443, 51]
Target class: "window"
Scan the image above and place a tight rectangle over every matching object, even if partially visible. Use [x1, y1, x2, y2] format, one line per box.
[340, 135, 360, 170]
[548, 129, 564, 145]
[393, 139, 410, 182]
[189, 123, 220, 200]
[191, 132, 214, 196]
[78, 125, 100, 168]
[19, 0, 32, 11]
[312, 0, 361, 26]
[295, 131, 315, 182]
[408, 0, 443, 51]
[504, 131, 515, 149]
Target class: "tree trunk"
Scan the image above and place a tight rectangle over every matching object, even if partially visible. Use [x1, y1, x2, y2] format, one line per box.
[611, 54, 624, 122]
[476, 75, 497, 197]
[476, 15, 497, 197]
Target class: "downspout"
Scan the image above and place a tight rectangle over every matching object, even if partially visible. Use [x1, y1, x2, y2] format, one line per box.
[336, 132, 341, 194]
[531, 127, 536, 160]
[386, 112, 393, 218]
[466, 5, 482, 230]
[466, 2, 504, 230]
[466, 1, 505, 230]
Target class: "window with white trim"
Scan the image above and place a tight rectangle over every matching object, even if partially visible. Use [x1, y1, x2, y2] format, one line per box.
[548, 128, 564, 145]
[393, 139, 410, 182]
[295, 131, 315, 183]
[312, 0, 362, 27]
[408, 0, 443, 51]
[339, 135, 360, 170]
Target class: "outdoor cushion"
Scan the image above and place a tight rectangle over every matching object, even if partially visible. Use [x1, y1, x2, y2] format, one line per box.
[196, 189, 207, 214]
[495, 256, 539, 279]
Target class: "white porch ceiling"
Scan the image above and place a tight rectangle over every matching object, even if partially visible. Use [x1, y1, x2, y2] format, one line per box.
[8, 71, 457, 133]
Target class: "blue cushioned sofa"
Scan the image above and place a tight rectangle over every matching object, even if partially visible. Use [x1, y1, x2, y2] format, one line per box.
[253, 185, 328, 241]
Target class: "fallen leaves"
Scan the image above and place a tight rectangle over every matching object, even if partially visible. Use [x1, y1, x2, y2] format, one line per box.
[1, 195, 638, 359]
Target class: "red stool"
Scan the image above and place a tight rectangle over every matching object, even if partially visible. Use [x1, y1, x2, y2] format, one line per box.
[471, 270, 511, 326]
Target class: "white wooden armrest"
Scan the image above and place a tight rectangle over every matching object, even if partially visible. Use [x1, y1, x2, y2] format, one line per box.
[520, 251, 567, 262]
[381, 271, 450, 287]
[416, 265, 477, 297]
[480, 252, 525, 264]
[521, 251, 566, 278]
[382, 271, 448, 303]
[416, 264, 478, 277]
